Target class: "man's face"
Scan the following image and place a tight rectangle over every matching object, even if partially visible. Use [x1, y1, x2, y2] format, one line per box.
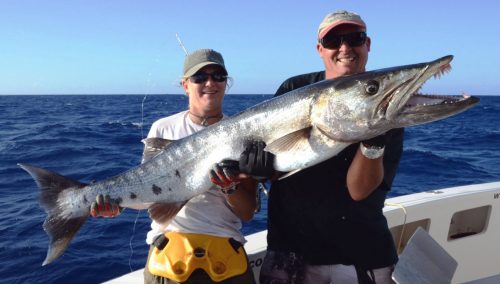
[317, 24, 371, 79]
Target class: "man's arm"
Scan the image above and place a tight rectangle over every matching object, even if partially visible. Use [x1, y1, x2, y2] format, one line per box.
[346, 145, 385, 201]
[346, 129, 404, 200]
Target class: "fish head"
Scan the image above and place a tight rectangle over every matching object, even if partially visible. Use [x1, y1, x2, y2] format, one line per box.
[311, 55, 479, 142]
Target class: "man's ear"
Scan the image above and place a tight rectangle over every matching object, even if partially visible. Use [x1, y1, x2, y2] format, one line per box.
[316, 43, 324, 58]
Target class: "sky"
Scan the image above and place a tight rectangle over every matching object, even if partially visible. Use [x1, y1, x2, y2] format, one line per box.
[1, 0, 499, 96]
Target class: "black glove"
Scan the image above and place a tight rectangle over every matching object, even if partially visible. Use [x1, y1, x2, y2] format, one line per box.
[362, 133, 387, 148]
[239, 141, 275, 180]
[209, 159, 240, 195]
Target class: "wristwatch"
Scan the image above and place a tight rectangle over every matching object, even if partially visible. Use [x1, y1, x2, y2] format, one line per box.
[220, 184, 238, 195]
[360, 142, 385, 159]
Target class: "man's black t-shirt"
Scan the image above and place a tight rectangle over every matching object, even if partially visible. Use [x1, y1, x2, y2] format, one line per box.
[267, 71, 404, 269]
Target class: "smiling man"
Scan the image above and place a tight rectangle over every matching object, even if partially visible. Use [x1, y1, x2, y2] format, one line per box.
[260, 10, 404, 284]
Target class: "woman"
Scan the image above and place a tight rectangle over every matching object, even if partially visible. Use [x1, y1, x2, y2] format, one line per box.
[92, 49, 269, 284]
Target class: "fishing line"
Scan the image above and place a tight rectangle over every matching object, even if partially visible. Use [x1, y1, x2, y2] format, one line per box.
[384, 202, 408, 254]
[141, 94, 148, 138]
[128, 209, 142, 272]
[127, 65, 153, 273]
[126, 95, 148, 272]
[127, 34, 189, 271]
[127, 83, 152, 271]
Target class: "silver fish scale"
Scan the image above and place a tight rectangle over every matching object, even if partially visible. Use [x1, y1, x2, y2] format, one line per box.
[76, 89, 318, 211]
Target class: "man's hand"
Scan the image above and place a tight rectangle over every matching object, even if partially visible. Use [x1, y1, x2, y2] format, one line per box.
[209, 140, 276, 194]
[239, 141, 275, 180]
[90, 194, 123, 218]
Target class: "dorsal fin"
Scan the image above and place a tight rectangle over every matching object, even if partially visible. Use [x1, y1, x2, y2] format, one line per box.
[142, 137, 174, 162]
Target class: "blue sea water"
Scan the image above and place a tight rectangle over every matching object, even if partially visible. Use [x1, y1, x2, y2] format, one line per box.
[0, 94, 499, 284]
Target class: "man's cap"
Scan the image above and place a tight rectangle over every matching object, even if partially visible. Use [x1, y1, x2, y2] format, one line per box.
[318, 10, 366, 39]
[183, 49, 227, 77]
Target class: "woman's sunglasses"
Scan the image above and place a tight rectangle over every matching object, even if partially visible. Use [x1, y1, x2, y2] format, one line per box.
[189, 72, 228, 84]
[320, 31, 367, 50]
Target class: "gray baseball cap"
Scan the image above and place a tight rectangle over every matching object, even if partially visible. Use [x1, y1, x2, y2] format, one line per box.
[318, 10, 366, 39]
[183, 49, 227, 77]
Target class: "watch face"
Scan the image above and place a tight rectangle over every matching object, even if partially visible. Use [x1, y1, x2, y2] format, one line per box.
[360, 144, 385, 159]
[221, 185, 237, 195]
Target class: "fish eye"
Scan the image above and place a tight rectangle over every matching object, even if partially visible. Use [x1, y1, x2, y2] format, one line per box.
[365, 80, 379, 95]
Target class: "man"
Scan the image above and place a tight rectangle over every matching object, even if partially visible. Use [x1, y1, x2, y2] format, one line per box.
[259, 10, 404, 284]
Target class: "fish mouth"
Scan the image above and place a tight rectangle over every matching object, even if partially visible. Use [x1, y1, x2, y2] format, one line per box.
[381, 55, 479, 122]
[400, 93, 478, 115]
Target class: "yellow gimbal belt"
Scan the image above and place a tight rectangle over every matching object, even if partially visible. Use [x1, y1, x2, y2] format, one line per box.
[147, 232, 248, 282]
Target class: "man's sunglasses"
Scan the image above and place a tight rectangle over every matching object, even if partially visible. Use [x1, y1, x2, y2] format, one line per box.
[320, 31, 367, 49]
[189, 72, 228, 84]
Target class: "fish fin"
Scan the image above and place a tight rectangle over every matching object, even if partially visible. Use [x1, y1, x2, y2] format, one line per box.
[18, 163, 88, 266]
[266, 127, 312, 154]
[147, 201, 187, 225]
[142, 137, 174, 162]
[278, 169, 304, 180]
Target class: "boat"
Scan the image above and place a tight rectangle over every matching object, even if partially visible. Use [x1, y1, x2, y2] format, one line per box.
[104, 181, 500, 284]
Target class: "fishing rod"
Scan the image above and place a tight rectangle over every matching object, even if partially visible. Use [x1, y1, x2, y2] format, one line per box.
[175, 33, 189, 56]
[141, 33, 188, 138]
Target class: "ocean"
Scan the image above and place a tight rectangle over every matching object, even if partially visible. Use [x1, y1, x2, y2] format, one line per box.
[1, 94, 499, 283]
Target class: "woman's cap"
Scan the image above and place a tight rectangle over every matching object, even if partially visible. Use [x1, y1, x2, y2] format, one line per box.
[183, 49, 227, 77]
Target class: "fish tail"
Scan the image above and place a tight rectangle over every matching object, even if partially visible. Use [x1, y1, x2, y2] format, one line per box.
[18, 163, 88, 265]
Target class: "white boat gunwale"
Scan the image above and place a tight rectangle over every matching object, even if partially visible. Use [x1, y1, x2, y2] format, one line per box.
[104, 181, 500, 284]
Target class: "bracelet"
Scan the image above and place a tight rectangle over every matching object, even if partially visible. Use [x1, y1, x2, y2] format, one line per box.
[220, 185, 237, 195]
[360, 143, 385, 159]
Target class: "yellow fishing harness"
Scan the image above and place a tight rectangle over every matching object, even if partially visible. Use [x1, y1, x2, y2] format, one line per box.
[147, 232, 248, 282]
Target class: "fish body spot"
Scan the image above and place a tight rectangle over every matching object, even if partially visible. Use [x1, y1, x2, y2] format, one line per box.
[175, 170, 181, 178]
[152, 184, 162, 195]
[130, 193, 137, 199]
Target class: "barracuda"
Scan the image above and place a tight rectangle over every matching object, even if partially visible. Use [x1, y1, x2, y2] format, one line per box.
[19, 55, 479, 265]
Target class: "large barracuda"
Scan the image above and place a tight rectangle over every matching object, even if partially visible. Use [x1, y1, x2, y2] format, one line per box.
[20, 55, 479, 265]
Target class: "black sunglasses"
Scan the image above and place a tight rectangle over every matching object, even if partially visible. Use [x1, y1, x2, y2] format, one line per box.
[189, 72, 228, 84]
[320, 31, 367, 49]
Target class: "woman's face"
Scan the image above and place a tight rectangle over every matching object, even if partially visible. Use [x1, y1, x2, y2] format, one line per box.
[182, 65, 227, 113]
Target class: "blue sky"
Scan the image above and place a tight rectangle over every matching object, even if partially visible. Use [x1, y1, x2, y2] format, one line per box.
[1, 0, 499, 95]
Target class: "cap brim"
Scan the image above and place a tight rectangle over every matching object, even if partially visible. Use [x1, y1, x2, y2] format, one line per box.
[184, 62, 227, 77]
[318, 20, 366, 39]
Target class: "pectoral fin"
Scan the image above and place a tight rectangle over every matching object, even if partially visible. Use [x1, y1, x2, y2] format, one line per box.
[265, 127, 312, 155]
[277, 169, 304, 180]
[147, 201, 187, 225]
